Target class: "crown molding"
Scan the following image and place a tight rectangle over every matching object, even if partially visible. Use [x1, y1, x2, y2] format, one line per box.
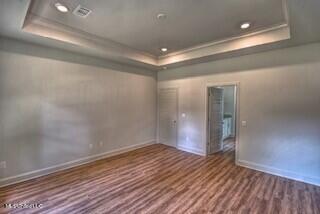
[23, 13, 158, 66]
[157, 24, 290, 66]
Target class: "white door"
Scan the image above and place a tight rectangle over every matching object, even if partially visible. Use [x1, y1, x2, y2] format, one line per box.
[208, 87, 224, 154]
[158, 88, 178, 147]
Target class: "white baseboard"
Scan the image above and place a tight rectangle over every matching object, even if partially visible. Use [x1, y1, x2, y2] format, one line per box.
[237, 159, 320, 187]
[176, 145, 206, 156]
[0, 140, 156, 188]
[4, 142, 317, 188]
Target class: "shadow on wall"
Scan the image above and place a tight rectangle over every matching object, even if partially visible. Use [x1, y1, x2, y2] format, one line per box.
[251, 89, 320, 174]
[0, 36, 157, 78]
[0, 46, 157, 179]
[40, 101, 93, 167]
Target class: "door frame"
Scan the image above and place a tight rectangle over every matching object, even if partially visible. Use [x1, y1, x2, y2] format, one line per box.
[205, 82, 240, 162]
[157, 87, 179, 148]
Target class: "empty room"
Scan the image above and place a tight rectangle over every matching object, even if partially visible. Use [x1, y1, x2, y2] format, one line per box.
[0, 0, 320, 213]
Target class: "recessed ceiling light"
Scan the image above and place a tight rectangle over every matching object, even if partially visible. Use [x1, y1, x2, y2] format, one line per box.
[161, 48, 168, 52]
[240, 22, 251, 29]
[55, 3, 69, 13]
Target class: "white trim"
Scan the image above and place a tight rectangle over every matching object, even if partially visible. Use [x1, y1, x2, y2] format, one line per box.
[232, 86, 237, 137]
[158, 25, 290, 66]
[0, 140, 156, 188]
[237, 160, 320, 187]
[23, 14, 158, 66]
[176, 145, 206, 156]
[282, 0, 290, 25]
[159, 24, 288, 59]
[206, 81, 240, 88]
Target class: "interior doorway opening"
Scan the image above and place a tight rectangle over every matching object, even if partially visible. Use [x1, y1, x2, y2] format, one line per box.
[206, 84, 238, 159]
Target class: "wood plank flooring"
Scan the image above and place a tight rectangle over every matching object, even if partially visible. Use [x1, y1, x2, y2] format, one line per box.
[0, 143, 320, 214]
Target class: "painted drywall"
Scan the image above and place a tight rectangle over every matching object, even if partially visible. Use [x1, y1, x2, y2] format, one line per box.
[158, 42, 320, 185]
[0, 37, 157, 182]
[223, 86, 235, 136]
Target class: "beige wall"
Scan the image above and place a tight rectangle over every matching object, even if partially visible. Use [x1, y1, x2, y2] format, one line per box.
[158, 42, 320, 185]
[0, 38, 157, 184]
[1, 36, 320, 187]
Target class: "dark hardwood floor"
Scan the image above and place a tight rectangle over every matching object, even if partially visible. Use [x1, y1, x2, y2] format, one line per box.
[0, 143, 319, 214]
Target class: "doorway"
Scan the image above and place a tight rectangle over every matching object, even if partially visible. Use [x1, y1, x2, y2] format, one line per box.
[158, 88, 178, 147]
[207, 84, 238, 157]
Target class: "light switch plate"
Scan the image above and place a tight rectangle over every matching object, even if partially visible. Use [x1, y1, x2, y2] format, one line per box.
[241, 121, 247, 127]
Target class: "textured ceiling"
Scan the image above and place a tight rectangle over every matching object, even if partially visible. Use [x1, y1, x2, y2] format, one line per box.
[30, 0, 286, 56]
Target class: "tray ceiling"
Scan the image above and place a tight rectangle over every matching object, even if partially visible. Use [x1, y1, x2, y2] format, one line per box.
[2, 0, 320, 70]
[30, 0, 287, 56]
